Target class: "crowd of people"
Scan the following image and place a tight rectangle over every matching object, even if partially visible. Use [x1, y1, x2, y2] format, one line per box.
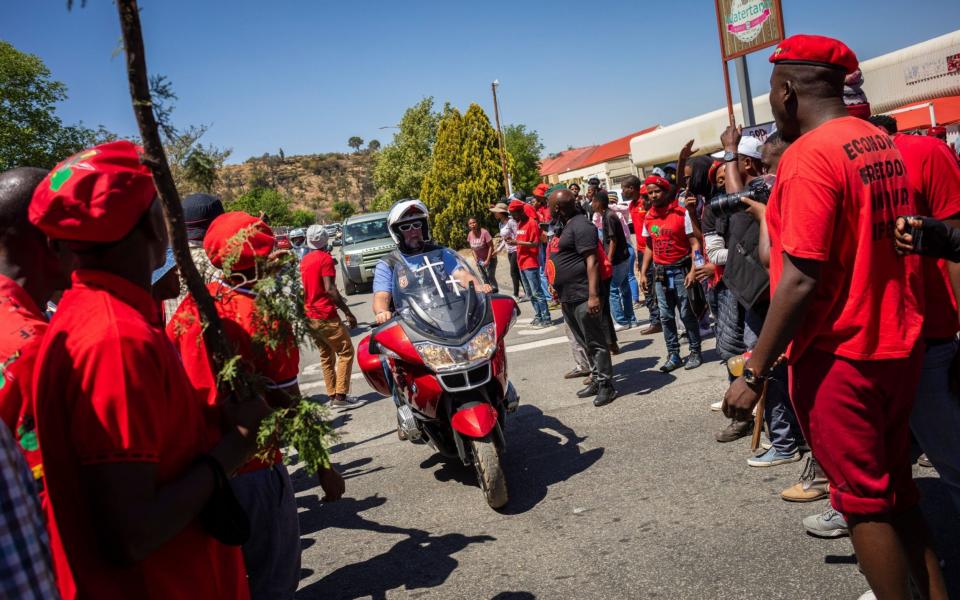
[1, 32, 959, 600]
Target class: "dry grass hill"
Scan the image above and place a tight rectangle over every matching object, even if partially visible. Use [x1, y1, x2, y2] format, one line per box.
[214, 150, 377, 218]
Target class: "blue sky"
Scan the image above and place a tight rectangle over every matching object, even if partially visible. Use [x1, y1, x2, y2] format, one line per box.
[5, 1, 960, 162]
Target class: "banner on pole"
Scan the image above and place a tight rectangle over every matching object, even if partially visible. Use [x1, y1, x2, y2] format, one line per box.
[715, 0, 785, 61]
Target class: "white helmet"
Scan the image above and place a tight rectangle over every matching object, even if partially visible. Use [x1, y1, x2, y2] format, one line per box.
[289, 227, 307, 247]
[387, 199, 431, 248]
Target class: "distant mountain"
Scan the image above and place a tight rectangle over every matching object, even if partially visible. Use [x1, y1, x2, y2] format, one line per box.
[215, 151, 377, 217]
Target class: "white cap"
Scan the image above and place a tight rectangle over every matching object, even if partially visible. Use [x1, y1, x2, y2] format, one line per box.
[738, 136, 763, 160]
[306, 224, 329, 250]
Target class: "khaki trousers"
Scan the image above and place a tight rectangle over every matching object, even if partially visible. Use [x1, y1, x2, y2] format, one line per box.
[307, 318, 355, 396]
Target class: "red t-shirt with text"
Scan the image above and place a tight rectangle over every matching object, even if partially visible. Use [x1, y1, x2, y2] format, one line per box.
[515, 217, 541, 270]
[895, 133, 960, 338]
[766, 117, 923, 361]
[300, 249, 338, 320]
[31, 270, 249, 600]
[642, 205, 692, 265]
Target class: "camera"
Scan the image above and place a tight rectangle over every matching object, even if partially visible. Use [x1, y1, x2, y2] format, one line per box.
[708, 175, 774, 217]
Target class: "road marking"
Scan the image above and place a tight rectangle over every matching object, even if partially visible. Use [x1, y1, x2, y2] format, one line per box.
[516, 327, 559, 335]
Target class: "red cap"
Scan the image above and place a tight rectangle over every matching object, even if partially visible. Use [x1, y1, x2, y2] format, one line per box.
[532, 183, 550, 198]
[769, 34, 859, 75]
[508, 200, 527, 212]
[204, 212, 275, 272]
[639, 185, 648, 196]
[644, 175, 672, 192]
[928, 126, 947, 138]
[29, 141, 157, 243]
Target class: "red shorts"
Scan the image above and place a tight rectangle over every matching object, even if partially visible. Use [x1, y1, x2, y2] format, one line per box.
[789, 346, 922, 517]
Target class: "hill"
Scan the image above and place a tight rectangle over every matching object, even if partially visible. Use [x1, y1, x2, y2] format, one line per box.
[214, 150, 377, 220]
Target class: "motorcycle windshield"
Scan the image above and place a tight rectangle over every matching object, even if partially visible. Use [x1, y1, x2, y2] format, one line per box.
[391, 248, 487, 340]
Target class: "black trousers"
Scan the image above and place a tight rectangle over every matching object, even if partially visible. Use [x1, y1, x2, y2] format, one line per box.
[507, 252, 521, 296]
[562, 298, 614, 387]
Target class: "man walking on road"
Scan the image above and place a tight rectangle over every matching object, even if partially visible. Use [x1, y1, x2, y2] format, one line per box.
[508, 199, 551, 326]
[547, 189, 617, 407]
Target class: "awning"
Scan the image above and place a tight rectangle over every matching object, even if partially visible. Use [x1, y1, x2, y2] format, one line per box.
[885, 95, 960, 130]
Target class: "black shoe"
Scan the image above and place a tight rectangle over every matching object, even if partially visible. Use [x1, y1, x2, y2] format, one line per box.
[659, 354, 683, 373]
[576, 382, 599, 398]
[684, 352, 703, 370]
[715, 419, 753, 443]
[593, 385, 618, 407]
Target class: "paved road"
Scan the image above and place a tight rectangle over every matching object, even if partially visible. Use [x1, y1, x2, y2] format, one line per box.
[292, 285, 960, 600]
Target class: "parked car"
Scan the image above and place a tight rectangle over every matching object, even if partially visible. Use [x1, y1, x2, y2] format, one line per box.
[338, 211, 396, 295]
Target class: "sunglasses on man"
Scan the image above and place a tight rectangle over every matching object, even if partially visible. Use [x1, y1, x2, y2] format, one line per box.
[398, 221, 423, 232]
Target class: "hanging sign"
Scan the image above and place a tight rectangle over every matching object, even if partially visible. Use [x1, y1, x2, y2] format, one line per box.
[715, 0, 785, 61]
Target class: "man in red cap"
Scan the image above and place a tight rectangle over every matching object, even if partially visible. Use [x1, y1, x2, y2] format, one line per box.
[507, 199, 551, 326]
[169, 211, 345, 600]
[723, 36, 947, 598]
[28, 141, 266, 599]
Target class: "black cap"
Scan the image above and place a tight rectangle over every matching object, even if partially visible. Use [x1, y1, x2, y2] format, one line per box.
[587, 177, 601, 186]
[183, 193, 224, 241]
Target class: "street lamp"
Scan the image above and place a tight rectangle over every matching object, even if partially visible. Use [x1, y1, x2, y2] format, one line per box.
[491, 80, 511, 197]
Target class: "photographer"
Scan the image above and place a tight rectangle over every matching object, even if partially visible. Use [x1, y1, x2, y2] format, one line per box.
[714, 127, 806, 467]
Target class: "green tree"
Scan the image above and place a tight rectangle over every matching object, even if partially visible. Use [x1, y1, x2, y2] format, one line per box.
[166, 125, 231, 193]
[288, 209, 315, 228]
[227, 187, 293, 225]
[423, 104, 504, 249]
[367, 139, 381, 152]
[371, 97, 440, 211]
[0, 40, 107, 170]
[347, 136, 364, 153]
[330, 200, 356, 221]
[503, 124, 544, 194]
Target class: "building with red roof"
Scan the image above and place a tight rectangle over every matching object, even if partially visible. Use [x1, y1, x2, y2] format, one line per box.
[539, 126, 659, 191]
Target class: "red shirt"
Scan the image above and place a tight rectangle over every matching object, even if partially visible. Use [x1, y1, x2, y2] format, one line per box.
[0, 275, 46, 484]
[642, 204, 693, 265]
[31, 270, 248, 600]
[766, 117, 923, 362]
[300, 249, 338, 320]
[535, 203, 551, 224]
[522, 202, 539, 223]
[515, 217, 541, 270]
[894, 133, 960, 338]
[628, 200, 647, 249]
[168, 281, 299, 473]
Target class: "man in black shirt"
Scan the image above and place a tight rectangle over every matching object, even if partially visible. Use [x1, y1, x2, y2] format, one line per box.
[548, 188, 617, 407]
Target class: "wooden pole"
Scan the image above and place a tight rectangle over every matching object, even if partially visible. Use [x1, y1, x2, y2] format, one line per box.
[116, 0, 251, 400]
[714, 0, 737, 127]
[491, 81, 511, 197]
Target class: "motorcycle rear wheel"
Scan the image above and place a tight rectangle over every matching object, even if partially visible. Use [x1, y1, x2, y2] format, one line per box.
[470, 435, 508, 509]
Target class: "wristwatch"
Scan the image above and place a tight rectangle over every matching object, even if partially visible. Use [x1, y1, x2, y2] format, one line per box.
[723, 150, 738, 163]
[743, 366, 767, 387]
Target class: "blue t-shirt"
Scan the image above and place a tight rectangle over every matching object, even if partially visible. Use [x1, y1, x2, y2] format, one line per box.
[373, 248, 464, 295]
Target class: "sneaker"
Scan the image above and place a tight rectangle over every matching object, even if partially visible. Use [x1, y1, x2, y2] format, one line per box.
[564, 368, 591, 379]
[857, 591, 876, 600]
[710, 400, 723, 412]
[528, 318, 540, 326]
[683, 352, 702, 370]
[747, 447, 801, 468]
[781, 456, 830, 503]
[715, 419, 752, 443]
[613, 322, 630, 332]
[659, 354, 683, 373]
[803, 508, 848, 538]
[330, 396, 368, 409]
[593, 385, 617, 407]
[639, 323, 662, 335]
[534, 319, 551, 329]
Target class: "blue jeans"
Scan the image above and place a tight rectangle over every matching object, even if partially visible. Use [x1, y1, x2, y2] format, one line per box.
[654, 267, 701, 355]
[609, 259, 638, 325]
[626, 244, 640, 303]
[745, 307, 804, 454]
[911, 339, 960, 513]
[538, 245, 550, 301]
[520, 268, 550, 322]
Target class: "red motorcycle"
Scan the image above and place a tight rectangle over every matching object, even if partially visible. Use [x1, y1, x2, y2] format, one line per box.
[357, 250, 520, 509]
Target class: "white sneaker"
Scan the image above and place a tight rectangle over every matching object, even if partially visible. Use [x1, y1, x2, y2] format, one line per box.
[710, 400, 723, 412]
[857, 591, 876, 600]
[330, 395, 367, 410]
[613, 322, 630, 332]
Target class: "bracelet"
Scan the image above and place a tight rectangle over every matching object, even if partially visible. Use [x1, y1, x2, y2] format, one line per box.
[195, 454, 228, 492]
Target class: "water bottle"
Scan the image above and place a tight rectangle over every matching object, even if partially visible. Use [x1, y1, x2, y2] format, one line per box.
[694, 249, 705, 267]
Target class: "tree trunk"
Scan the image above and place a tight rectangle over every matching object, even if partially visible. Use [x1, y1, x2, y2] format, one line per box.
[116, 0, 251, 400]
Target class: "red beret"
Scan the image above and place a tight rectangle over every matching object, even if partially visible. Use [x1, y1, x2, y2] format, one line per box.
[639, 185, 648, 196]
[532, 183, 550, 198]
[203, 212, 275, 272]
[644, 175, 672, 192]
[29, 141, 157, 243]
[769, 34, 858, 75]
[508, 200, 527, 212]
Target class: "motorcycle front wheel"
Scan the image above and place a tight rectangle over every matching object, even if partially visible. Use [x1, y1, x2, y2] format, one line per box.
[470, 435, 508, 509]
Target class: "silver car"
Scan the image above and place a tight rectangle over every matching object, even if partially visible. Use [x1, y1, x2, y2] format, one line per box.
[338, 211, 396, 295]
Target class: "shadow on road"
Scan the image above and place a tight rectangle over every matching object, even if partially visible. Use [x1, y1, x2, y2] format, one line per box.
[490, 593, 536, 600]
[612, 355, 675, 395]
[296, 493, 495, 599]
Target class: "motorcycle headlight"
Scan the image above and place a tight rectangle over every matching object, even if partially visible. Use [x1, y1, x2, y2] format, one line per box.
[414, 323, 497, 372]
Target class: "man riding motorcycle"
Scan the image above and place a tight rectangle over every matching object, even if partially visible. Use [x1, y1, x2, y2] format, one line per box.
[372, 199, 492, 325]
[289, 227, 309, 260]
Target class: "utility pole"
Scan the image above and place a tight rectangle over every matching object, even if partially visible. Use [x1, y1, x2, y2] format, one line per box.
[491, 80, 511, 197]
